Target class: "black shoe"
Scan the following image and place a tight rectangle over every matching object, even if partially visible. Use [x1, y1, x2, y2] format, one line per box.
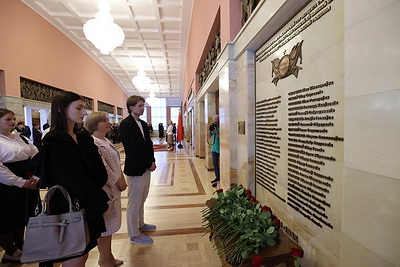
[211, 178, 220, 184]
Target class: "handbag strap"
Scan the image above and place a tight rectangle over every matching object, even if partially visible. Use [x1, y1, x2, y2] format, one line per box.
[41, 185, 74, 215]
[32, 146, 46, 216]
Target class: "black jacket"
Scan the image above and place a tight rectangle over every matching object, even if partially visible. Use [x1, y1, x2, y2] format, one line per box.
[32, 128, 43, 150]
[119, 115, 155, 176]
[41, 130, 109, 254]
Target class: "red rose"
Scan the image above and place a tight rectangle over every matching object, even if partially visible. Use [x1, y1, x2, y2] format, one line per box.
[262, 206, 272, 213]
[212, 183, 218, 188]
[291, 248, 304, 258]
[273, 218, 280, 229]
[252, 255, 263, 267]
[216, 189, 223, 194]
[26, 171, 33, 177]
[244, 189, 252, 195]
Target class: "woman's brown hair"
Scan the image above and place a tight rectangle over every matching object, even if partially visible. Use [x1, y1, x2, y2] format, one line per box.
[50, 91, 84, 133]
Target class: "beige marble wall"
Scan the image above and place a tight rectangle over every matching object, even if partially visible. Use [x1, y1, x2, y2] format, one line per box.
[192, 0, 399, 265]
[252, 0, 344, 266]
[0, 95, 51, 122]
[235, 50, 256, 192]
[204, 92, 217, 171]
[341, 1, 400, 266]
[195, 100, 206, 158]
[0, 95, 24, 119]
[219, 45, 238, 188]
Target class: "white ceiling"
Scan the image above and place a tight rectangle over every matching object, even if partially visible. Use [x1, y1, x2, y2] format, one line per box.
[21, 0, 194, 106]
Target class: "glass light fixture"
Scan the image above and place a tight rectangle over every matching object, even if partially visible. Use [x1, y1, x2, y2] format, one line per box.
[145, 92, 158, 107]
[83, 2, 125, 55]
[132, 70, 151, 91]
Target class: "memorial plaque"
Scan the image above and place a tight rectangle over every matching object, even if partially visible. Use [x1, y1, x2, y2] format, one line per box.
[254, 0, 344, 264]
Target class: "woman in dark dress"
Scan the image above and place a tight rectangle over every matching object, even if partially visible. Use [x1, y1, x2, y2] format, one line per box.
[158, 123, 164, 139]
[0, 108, 39, 263]
[40, 91, 109, 267]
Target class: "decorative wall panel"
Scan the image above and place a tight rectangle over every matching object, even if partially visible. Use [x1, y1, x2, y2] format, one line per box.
[117, 107, 123, 116]
[98, 100, 113, 114]
[20, 77, 93, 110]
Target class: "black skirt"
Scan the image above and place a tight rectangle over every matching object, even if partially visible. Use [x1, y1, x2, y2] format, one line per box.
[0, 159, 39, 234]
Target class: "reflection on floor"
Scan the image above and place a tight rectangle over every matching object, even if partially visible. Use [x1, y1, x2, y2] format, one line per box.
[1, 139, 222, 267]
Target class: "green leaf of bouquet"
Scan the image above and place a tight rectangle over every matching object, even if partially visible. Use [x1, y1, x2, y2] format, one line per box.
[266, 238, 276, 246]
[266, 227, 275, 234]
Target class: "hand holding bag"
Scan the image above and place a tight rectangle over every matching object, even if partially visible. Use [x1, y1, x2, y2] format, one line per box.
[21, 185, 89, 264]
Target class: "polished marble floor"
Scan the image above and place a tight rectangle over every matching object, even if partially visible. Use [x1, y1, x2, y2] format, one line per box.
[0, 139, 222, 267]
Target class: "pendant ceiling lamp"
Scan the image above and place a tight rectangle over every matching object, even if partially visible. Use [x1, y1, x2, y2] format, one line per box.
[145, 92, 158, 107]
[132, 70, 151, 91]
[83, 2, 125, 55]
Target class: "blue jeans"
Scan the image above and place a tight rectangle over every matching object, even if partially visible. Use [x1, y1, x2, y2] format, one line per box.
[212, 152, 220, 180]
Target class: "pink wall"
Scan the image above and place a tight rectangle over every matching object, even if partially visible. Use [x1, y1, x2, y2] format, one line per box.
[0, 0, 127, 113]
[182, 0, 241, 108]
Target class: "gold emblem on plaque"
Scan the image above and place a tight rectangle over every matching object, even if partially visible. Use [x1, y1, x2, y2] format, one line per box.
[271, 40, 303, 85]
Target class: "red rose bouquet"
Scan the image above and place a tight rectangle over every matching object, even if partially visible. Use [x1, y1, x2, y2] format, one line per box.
[202, 184, 280, 265]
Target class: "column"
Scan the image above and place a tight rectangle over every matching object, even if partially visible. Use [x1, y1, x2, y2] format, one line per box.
[204, 92, 217, 170]
[195, 99, 206, 158]
[219, 57, 238, 187]
[236, 50, 256, 192]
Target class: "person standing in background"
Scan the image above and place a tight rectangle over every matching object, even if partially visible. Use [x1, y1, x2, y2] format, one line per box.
[42, 111, 51, 139]
[85, 112, 127, 267]
[42, 112, 50, 131]
[209, 115, 220, 184]
[158, 123, 164, 140]
[15, 120, 31, 138]
[41, 91, 109, 267]
[119, 95, 157, 245]
[172, 123, 177, 142]
[0, 108, 39, 263]
[166, 120, 174, 150]
[32, 122, 43, 151]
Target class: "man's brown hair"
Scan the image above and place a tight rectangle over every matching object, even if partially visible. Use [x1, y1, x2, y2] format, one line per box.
[126, 95, 145, 114]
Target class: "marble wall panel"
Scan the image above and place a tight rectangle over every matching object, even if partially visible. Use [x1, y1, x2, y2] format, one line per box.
[195, 100, 206, 158]
[344, 90, 400, 179]
[0, 95, 24, 119]
[236, 50, 256, 192]
[219, 57, 238, 188]
[344, 0, 398, 30]
[341, 168, 400, 266]
[340, 234, 394, 267]
[345, 1, 400, 98]
[342, 1, 400, 265]
[204, 93, 217, 170]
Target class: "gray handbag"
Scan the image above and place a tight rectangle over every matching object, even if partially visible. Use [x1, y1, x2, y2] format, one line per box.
[21, 185, 89, 263]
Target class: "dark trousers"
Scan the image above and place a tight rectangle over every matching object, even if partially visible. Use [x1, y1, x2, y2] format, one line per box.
[212, 151, 220, 180]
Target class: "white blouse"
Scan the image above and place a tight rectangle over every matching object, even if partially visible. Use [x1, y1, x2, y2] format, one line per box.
[166, 124, 174, 135]
[0, 131, 38, 187]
